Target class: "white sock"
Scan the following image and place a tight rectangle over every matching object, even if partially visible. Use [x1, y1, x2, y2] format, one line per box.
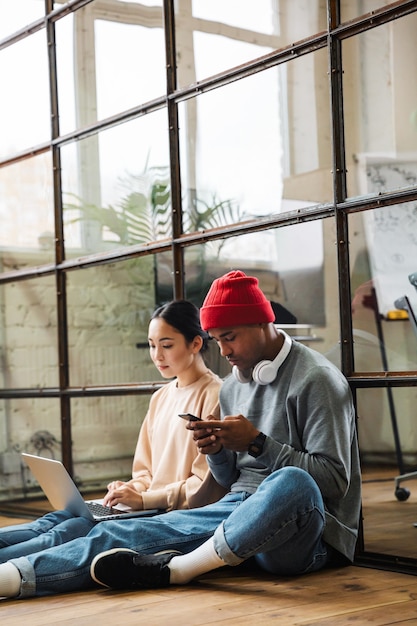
[168, 537, 226, 585]
[0, 562, 22, 598]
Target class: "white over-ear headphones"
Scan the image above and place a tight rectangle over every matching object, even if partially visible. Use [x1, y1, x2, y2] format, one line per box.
[232, 330, 292, 385]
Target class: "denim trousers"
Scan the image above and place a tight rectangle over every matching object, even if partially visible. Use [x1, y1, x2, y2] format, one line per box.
[0, 510, 95, 561]
[7, 467, 329, 598]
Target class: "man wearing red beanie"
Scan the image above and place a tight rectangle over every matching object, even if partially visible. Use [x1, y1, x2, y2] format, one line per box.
[88, 269, 361, 591]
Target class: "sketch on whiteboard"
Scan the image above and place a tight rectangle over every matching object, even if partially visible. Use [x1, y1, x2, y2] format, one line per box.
[362, 161, 417, 317]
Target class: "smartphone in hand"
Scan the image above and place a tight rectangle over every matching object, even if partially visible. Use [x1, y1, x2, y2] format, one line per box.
[178, 413, 202, 421]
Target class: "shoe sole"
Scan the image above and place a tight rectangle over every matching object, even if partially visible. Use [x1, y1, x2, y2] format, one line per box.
[90, 548, 138, 587]
[154, 549, 182, 557]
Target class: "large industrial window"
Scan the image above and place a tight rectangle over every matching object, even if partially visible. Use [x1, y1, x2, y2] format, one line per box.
[1, 0, 417, 574]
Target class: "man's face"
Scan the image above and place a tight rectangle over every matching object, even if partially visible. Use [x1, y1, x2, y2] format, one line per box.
[208, 324, 266, 372]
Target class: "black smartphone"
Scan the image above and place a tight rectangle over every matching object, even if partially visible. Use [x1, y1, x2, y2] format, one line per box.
[178, 413, 202, 421]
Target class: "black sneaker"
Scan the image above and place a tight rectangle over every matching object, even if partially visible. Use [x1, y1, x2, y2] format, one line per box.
[90, 548, 181, 590]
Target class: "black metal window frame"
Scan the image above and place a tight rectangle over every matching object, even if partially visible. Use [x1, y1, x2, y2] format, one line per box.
[1, 0, 417, 572]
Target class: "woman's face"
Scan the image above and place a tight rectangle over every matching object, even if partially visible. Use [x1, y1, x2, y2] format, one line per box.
[148, 317, 198, 380]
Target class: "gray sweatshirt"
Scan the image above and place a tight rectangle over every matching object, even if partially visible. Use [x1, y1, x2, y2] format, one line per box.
[207, 337, 361, 562]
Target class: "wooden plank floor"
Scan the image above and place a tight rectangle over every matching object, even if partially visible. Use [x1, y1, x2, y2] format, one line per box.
[1, 466, 417, 624]
[1, 565, 417, 625]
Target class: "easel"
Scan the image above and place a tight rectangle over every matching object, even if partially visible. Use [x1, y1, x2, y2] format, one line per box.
[371, 289, 406, 481]
[392, 291, 417, 501]
[371, 279, 417, 501]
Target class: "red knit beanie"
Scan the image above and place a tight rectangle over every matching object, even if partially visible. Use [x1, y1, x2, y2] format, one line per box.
[200, 270, 275, 330]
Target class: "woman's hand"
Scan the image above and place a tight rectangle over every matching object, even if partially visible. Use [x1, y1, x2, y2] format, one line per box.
[103, 480, 144, 510]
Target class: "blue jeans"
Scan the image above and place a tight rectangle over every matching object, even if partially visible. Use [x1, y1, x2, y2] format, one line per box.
[9, 467, 329, 598]
[0, 510, 95, 562]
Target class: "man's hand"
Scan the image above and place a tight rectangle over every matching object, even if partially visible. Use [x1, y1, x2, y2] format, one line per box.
[186, 414, 260, 455]
[103, 480, 144, 510]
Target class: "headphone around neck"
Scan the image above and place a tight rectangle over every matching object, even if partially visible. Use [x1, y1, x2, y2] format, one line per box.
[232, 330, 292, 385]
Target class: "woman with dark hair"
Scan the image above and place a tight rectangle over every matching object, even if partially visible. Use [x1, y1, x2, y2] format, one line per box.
[0, 300, 224, 568]
[103, 299, 224, 513]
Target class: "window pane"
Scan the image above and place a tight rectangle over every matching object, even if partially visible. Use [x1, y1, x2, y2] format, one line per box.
[185, 221, 341, 374]
[179, 70, 281, 221]
[61, 112, 170, 254]
[192, 0, 277, 33]
[347, 210, 417, 373]
[0, 31, 50, 159]
[55, 4, 165, 135]
[184, 30, 275, 88]
[344, 14, 417, 198]
[55, 13, 77, 136]
[341, 0, 395, 24]
[66, 257, 173, 387]
[358, 386, 417, 560]
[0, 398, 61, 502]
[0, 278, 58, 389]
[179, 50, 332, 229]
[0, 394, 152, 500]
[0, 1, 45, 39]
[0, 153, 54, 261]
[71, 395, 151, 486]
[184, 221, 327, 328]
[95, 17, 165, 119]
[179, 1, 327, 85]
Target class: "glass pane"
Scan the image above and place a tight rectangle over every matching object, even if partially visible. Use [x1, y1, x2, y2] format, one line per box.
[71, 395, 151, 487]
[0, 30, 50, 159]
[0, 394, 151, 501]
[55, 13, 77, 137]
[55, 3, 165, 135]
[179, 49, 332, 228]
[0, 1, 45, 39]
[341, 0, 396, 24]
[179, 1, 327, 85]
[192, 0, 277, 33]
[0, 398, 61, 502]
[347, 210, 417, 373]
[344, 14, 417, 199]
[61, 111, 170, 255]
[66, 257, 174, 387]
[359, 386, 417, 559]
[95, 16, 165, 119]
[0, 153, 54, 262]
[185, 220, 339, 344]
[0, 278, 58, 389]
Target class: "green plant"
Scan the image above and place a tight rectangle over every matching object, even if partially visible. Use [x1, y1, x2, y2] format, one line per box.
[64, 165, 247, 303]
[64, 166, 171, 246]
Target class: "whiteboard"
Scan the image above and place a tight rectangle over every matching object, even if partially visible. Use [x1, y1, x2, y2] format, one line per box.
[360, 159, 417, 318]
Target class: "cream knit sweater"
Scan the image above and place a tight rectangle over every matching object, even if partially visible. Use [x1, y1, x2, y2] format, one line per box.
[127, 370, 225, 511]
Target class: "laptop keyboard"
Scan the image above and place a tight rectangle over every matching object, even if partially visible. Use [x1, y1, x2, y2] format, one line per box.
[86, 502, 126, 517]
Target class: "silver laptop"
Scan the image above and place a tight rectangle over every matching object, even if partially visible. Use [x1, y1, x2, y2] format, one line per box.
[22, 453, 160, 522]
